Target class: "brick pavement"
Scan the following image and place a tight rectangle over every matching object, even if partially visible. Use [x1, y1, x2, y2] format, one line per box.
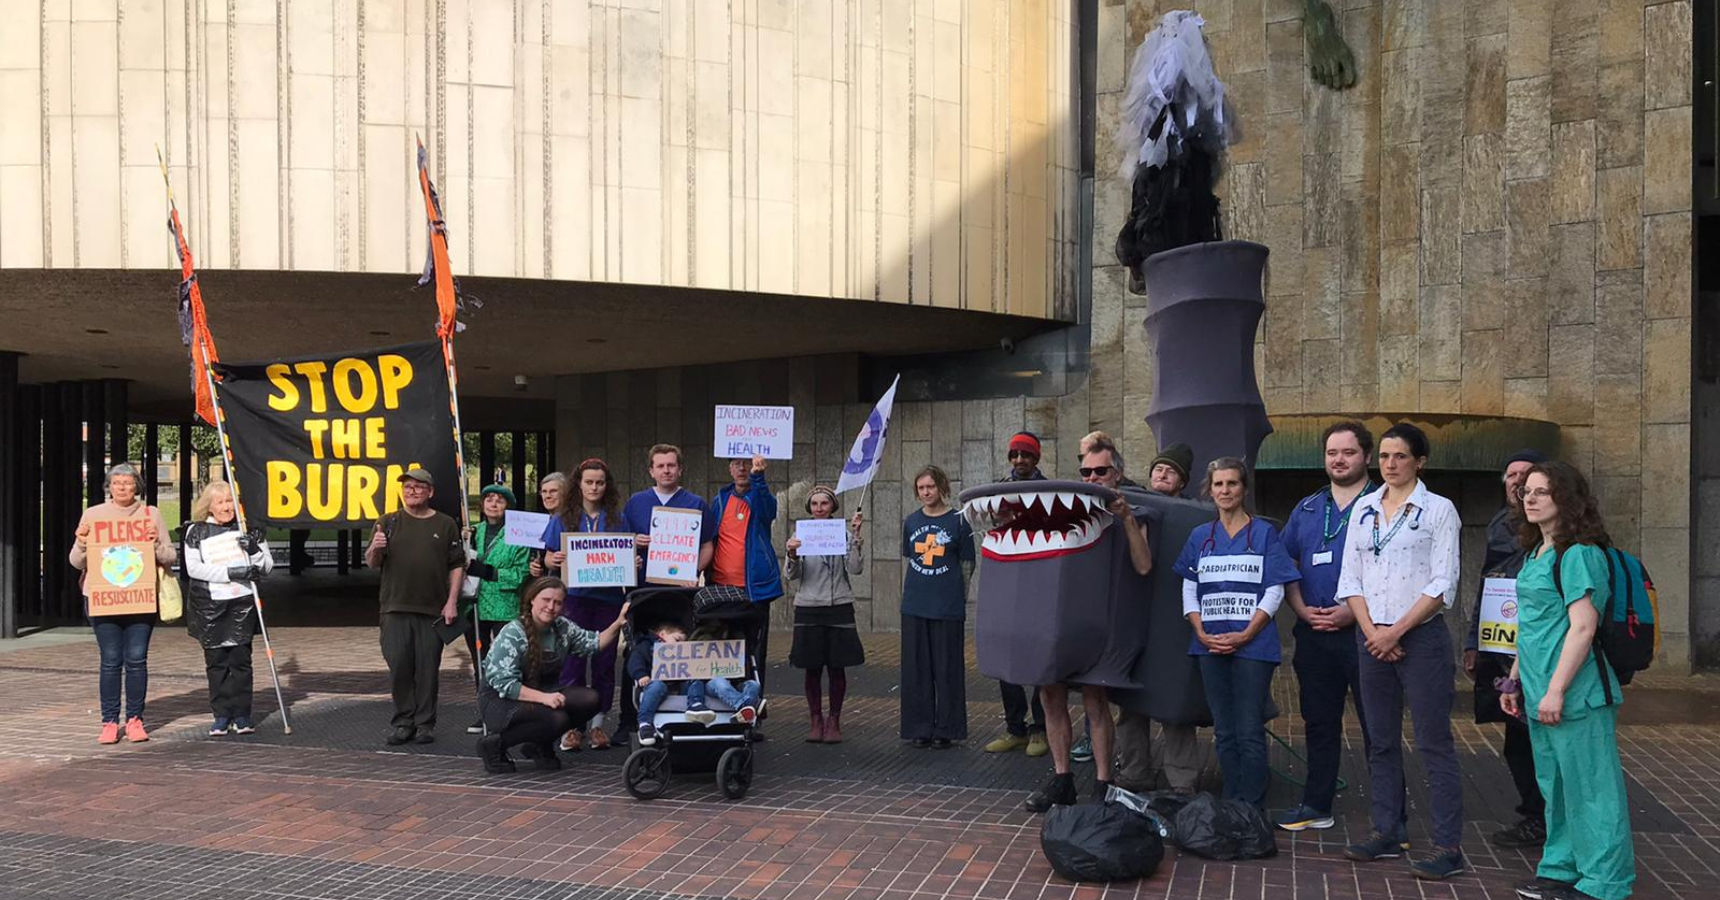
[0, 627, 1715, 899]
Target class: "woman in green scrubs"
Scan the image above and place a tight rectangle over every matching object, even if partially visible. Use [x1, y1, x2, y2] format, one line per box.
[1500, 462, 1634, 900]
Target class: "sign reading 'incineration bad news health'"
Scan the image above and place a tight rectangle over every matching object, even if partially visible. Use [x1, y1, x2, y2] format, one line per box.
[714, 405, 794, 459]
[214, 342, 462, 527]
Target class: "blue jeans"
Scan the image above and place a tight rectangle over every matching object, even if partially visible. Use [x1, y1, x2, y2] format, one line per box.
[1197, 653, 1275, 808]
[705, 677, 761, 710]
[93, 616, 154, 723]
[637, 679, 707, 722]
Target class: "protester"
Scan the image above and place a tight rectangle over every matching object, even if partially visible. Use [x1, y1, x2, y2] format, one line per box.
[1466, 450, 1550, 848]
[785, 485, 866, 743]
[629, 621, 713, 746]
[1337, 423, 1466, 879]
[1171, 457, 1298, 810]
[984, 431, 1051, 760]
[900, 465, 972, 748]
[1147, 443, 1193, 497]
[1501, 462, 1635, 900]
[542, 459, 629, 751]
[462, 484, 532, 734]
[1111, 437, 1205, 795]
[622, 444, 715, 745]
[1277, 422, 1380, 831]
[527, 472, 569, 577]
[476, 576, 627, 773]
[71, 463, 176, 745]
[1025, 445, 1151, 811]
[181, 481, 274, 736]
[366, 469, 466, 746]
[706, 455, 783, 691]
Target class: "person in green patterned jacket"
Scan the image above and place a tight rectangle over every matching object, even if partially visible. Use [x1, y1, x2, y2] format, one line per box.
[476, 576, 628, 774]
[462, 485, 534, 733]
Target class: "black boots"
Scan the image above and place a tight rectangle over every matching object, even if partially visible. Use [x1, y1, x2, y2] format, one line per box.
[477, 733, 515, 774]
[1025, 772, 1077, 812]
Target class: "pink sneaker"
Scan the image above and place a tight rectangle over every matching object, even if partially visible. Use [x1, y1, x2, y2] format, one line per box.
[98, 722, 121, 745]
[124, 717, 149, 742]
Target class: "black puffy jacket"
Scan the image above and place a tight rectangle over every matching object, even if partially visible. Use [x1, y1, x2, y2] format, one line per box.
[182, 521, 273, 648]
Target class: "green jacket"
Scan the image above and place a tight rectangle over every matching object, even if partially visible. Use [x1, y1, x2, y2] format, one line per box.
[470, 519, 532, 622]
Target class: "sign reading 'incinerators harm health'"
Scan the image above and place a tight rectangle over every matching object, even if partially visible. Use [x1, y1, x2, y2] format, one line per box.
[562, 533, 638, 588]
[645, 506, 703, 586]
[714, 405, 794, 459]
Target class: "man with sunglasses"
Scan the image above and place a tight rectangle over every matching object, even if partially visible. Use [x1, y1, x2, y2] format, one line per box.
[983, 432, 1052, 759]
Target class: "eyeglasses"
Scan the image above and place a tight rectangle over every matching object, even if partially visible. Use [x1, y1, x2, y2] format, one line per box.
[401, 483, 431, 492]
[1007, 450, 1036, 460]
[1078, 465, 1114, 477]
[1513, 486, 1551, 501]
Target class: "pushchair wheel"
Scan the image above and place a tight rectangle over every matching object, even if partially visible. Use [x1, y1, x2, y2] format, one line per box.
[717, 746, 753, 800]
[624, 747, 672, 800]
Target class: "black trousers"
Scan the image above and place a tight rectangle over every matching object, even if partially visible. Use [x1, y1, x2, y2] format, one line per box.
[1000, 681, 1046, 736]
[204, 643, 254, 719]
[482, 685, 602, 750]
[1503, 713, 1544, 818]
[900, 614, 967, 741]
[380, 612, 443, 731]
[1291, 622, 1367, 814]
[741, 602, 774, 692]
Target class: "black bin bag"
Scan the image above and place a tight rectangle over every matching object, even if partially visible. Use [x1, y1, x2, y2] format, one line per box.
[1171, 794, 1278, 860]
[1039, 802, 1165, 882]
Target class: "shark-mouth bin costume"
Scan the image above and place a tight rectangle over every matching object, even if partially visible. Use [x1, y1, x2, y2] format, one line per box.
[959, 480, 1214, 726]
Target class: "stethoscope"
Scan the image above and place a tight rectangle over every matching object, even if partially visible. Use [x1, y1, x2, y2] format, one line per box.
[1358, 502, 1424, 555]
[1316, 481, 1375, 551]
[1198, 515, 1256, 557]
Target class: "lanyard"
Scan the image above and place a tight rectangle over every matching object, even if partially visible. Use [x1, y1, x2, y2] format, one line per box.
[1365, 501, 1422, 556]
[1321, 481, 1373, 548]
[580, 511, 604, 534]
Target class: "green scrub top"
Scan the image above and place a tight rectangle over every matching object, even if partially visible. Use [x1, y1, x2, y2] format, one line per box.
[1515, 543, 1614, 720]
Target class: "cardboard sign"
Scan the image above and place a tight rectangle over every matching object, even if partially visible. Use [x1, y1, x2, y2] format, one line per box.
[86, 514, 158, 617]
[199, 531, 248, 567]
[652, 639, 747, 681]
[646, 506, 703, 586]
[1479, 577, 1519, 655]
[794, 518, 848, 557]
[714, 405, 795, 459]
[563, 532, 637, 588]
[503, 510, 552, 549]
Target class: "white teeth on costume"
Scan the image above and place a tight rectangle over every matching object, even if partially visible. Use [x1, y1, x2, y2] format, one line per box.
[1056, 492, 1075, 511]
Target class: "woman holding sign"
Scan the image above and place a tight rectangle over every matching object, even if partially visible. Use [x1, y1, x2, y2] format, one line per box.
[182, 481, 274, 735]
[1498, 463, 1635, 900]
[541, 459, 629, 752]
[1172, 457, 1299, 809]
[461, 485, 533, 734]
[785, 485, 866, 743]
[478, 575, 629, 774]
[70, 463, 177, 745]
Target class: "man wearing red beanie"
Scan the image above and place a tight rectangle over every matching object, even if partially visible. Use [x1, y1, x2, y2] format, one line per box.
[982, 431, 1051, 758]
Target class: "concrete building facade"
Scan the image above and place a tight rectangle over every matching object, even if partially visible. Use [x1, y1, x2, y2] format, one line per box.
[2, 0, 1712, 669]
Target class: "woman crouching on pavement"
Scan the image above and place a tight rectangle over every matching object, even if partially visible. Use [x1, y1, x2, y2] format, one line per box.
[476, 576, 628, 773]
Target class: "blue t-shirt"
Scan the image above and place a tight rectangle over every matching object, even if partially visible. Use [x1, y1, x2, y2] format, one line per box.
[900, 509, 974, 621]
[622, 488, 712, 542]
[541, 509, 629, 606]
[1280, 484, 1373, 610]
[1173, 518, 1300, 663]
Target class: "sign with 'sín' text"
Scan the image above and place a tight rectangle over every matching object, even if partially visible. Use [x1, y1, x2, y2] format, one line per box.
[213, 341, 460, 527]
[1479, 577, 1519, 655]
[86, 514, 158, 617]
[562, 533, 637, 588]
[714, 405, 794, 459]
[652, 639, 747, 681]
[645, 506, 704, 586]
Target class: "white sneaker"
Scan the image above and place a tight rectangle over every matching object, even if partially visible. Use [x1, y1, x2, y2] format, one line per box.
[685, 708, 717, 726]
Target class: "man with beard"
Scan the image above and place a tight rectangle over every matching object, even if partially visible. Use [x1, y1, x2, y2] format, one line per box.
[1273, 422, 1386, 831]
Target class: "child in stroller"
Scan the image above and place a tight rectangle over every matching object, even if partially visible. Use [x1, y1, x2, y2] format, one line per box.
[621, 586, 765, 800]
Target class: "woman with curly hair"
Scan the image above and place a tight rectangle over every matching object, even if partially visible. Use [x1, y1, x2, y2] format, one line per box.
[475, 576, 627, 774]
[539, 458, 629, 751]
[1500, 462, 1634, 900]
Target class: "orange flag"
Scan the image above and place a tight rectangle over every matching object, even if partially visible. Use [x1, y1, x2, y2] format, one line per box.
[415, 139, 459, 339]
[163, 167, 221, 426]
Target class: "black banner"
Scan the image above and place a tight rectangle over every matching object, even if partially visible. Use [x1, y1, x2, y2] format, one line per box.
[213, 341, 462, 527]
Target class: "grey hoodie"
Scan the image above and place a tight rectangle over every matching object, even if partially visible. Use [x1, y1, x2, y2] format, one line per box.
[786, 536, 865, 608]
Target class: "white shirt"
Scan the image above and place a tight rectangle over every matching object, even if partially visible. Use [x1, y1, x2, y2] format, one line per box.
[1334, 480, 1460, 625]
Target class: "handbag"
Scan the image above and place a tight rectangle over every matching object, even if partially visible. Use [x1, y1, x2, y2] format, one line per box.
[157, 567, 184, 623]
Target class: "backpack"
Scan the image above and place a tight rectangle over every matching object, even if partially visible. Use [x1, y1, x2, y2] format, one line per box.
[1551, 544, 1659, 704]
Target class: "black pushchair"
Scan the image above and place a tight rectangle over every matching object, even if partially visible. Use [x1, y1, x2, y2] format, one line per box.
[621, 585, 764, 800]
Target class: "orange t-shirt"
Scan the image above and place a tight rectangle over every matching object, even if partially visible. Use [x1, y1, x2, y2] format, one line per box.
[711, 495, 752, 587]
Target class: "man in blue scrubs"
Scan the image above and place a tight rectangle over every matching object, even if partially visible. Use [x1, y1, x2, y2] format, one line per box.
[1276, 422, 1385, 832]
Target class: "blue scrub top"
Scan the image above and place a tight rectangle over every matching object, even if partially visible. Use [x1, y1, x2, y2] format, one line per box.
[1172, 518, 1300, 663]
[1281, 484, 1374, 609]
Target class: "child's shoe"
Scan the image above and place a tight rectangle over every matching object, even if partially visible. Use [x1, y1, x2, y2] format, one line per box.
[685, 703, 717, 726]
[736, 705, 759, 725]
[637, 724, 658, 746]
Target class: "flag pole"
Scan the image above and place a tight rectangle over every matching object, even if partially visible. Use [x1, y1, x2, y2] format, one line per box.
[416, 136, 488, 729]
[157, 146, 292, 734]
